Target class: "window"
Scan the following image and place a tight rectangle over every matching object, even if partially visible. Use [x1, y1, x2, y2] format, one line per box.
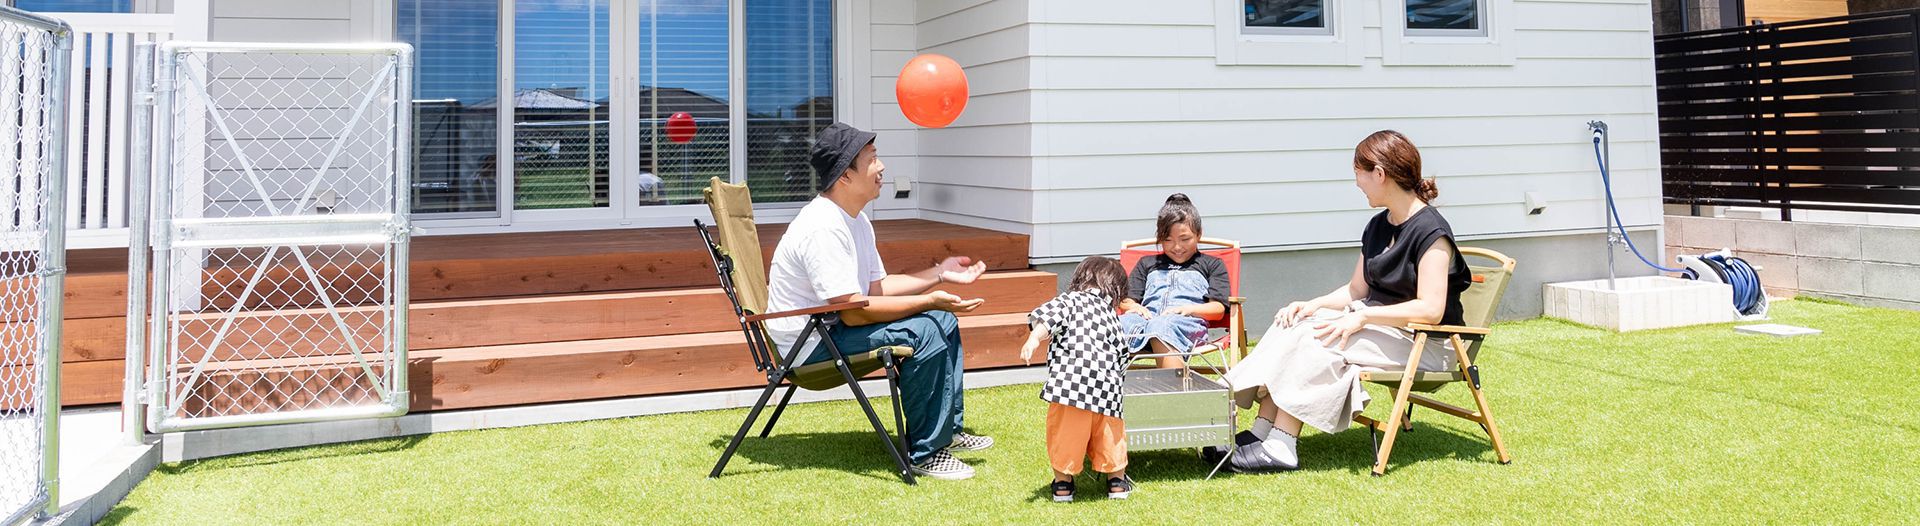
[11, 0, 131, 12]
[398, 0, 833, 218]
[1217, 0, 1363, 66]
[635, 0, 732, 207]
[1379, 0, 1511, 65]
[514, 0, 613, 211]
[1404, 0, 1487, 37]
[745, 0, 833, 204]
[1243, 0, 1329, 36]
[398, 0, 502, 215]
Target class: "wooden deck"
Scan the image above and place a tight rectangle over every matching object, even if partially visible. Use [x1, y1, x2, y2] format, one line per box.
[44, 220, 1051, 412]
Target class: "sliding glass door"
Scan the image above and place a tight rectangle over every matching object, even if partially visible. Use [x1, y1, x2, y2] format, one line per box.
[400, 0, 832, 226]
[513, 0, 614, 214]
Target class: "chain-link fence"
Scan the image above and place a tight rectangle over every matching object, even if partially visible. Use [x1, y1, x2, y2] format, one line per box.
[140, 42, 412, 433]
[0, 6, 69, 522]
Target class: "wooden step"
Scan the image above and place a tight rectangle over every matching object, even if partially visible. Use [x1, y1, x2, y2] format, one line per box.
[20, 270, 1056, 365]
[406, 270, 1053, 351]
[159, 312, 1036, 413]
[51, 219, 1031, 319]
[1, 359, 120, 408]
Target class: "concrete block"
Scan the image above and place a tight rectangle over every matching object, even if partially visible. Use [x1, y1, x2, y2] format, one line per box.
[1545, 276, 1735, 332]
[1664, 215, 1690, 247]
[1863, 263, 1920, 304]
[1735, 219, 1796, 255]
[1861, 226, 1920, 266]
[1814, 293, 1920, 312]
[1688, 217, 1738, 250]
[1791, 222, 1861, 260]
[1733, 252, 1798, 292]
[1797, 258, 1864, 296]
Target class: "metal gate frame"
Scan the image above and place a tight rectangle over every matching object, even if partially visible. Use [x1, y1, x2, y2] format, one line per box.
[128, 41, 413, 434]
[0, 5, 69, 522]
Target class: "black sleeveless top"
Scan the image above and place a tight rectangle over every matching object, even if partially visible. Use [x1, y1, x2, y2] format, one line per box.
[1360, 206, 1471, 326]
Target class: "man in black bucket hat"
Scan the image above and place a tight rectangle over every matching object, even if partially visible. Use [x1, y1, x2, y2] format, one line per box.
[763, 122, 994, 480]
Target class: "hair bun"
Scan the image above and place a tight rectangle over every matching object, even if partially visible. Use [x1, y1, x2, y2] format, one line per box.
[1416, 178, 1440, 202]
[1165, 193, 1192, 206]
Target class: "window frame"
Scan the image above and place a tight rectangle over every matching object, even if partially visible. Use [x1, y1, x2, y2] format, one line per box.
[1215, 0, 1365, 66]
[1401, 0, 1490, 38]
[1240, 0, 1335, 38]
[1379, 0, 1515, 66]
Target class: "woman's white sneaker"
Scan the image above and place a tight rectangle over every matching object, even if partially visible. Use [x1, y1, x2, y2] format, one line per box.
[911, 450, 975, 480]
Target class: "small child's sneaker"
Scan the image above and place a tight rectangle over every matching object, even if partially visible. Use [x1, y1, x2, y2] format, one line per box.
[1050, 480, 1075, 502]
[910, 450, 974, 481]
[1107, 475, 1135, 499]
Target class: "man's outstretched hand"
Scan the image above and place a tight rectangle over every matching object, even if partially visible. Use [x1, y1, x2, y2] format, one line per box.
[929, 290, 985, 313]
[937, 256, 988, 285]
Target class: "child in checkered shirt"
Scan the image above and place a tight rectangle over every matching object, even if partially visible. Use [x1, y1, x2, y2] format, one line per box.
[1021, 256, 1135, 502]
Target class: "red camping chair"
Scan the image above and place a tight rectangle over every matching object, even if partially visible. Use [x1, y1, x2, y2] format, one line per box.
[1117, 238, 1249, 373]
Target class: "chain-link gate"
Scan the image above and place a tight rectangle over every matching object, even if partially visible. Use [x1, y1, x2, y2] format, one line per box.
[0, 6, 69, 523]
[135, 42, 412, 433]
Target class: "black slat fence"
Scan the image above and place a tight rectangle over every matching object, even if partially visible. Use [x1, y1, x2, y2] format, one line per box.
[1655, 10, 1920, 218]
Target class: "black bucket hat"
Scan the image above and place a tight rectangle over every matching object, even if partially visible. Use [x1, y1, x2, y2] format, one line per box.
[809, 122, 878, 193]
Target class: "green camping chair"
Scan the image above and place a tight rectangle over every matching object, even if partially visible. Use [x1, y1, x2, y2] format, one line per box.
[698, 177, 921, 484]
[1354, 246, 1516, 476]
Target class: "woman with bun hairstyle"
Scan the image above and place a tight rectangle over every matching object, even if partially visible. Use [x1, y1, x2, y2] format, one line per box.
[1214, 130, 1472, 473]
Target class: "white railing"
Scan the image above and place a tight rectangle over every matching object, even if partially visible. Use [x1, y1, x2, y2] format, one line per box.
[51, 13, 173, 248]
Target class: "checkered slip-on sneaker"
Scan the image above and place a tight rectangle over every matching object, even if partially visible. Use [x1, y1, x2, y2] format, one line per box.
[948, 432, 995, 452]
[911, 450, 975, 481]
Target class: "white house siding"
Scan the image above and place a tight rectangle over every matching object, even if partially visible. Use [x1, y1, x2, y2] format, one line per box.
[1021, 0, 1663, 264]
[183, 1, 395, 218]
[208, 0, 391, 43]
[899, 0, 1033, 234]
[861, 0, 922, 217]
[849, 0, 1663, 319]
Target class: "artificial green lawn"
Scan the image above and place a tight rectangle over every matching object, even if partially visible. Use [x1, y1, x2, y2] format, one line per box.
[103, 300, 1920, 524]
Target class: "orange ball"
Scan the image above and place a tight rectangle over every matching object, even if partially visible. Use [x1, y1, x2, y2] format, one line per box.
[896, 54, 968, 128]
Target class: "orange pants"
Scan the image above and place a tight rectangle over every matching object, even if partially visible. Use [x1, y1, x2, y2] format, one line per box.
[1046, 403, 1128, 476]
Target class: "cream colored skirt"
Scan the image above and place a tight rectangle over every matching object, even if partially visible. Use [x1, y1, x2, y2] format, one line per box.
[1224, 302, 1454, 434]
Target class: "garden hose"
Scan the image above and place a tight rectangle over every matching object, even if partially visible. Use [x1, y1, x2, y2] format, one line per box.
[1591, 122, 1765, 316]
[1590, 124, 1687, 273]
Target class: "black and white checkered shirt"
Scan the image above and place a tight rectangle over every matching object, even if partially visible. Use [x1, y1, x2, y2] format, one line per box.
[1030, 289, 1128, 418]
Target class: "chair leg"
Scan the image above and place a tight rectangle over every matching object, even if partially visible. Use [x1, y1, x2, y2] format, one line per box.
[882, 352, 911, 460]
[758, 385, 799, 438]
[1452, 335, 1513, 465]
[710, 375, 785, 478]
[1402, 406, 1414, 432]
[819, 332, 917, 485]
[1373, 336, 1427, 477]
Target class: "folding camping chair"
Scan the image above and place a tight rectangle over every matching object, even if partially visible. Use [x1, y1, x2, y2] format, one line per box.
[1354, 246, 1517, 476]
[1116, 237, 1250, 374]
[698, 177, 920, 484]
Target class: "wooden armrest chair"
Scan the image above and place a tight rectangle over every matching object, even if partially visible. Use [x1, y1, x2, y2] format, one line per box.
[699, 177, 920, 484]
[1117, 237, 1250, 374]
[1354, 246, 1517, 476]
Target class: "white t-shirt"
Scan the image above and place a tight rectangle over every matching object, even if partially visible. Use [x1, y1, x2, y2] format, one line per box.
[765, 196, 887, 363]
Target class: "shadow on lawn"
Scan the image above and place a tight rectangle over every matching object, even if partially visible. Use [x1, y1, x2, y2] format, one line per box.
[158, 435, 431, 475]
[1022, 422, 1501, 503]
[708, 431, 990, 483]
[96, 505, 139, 525]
